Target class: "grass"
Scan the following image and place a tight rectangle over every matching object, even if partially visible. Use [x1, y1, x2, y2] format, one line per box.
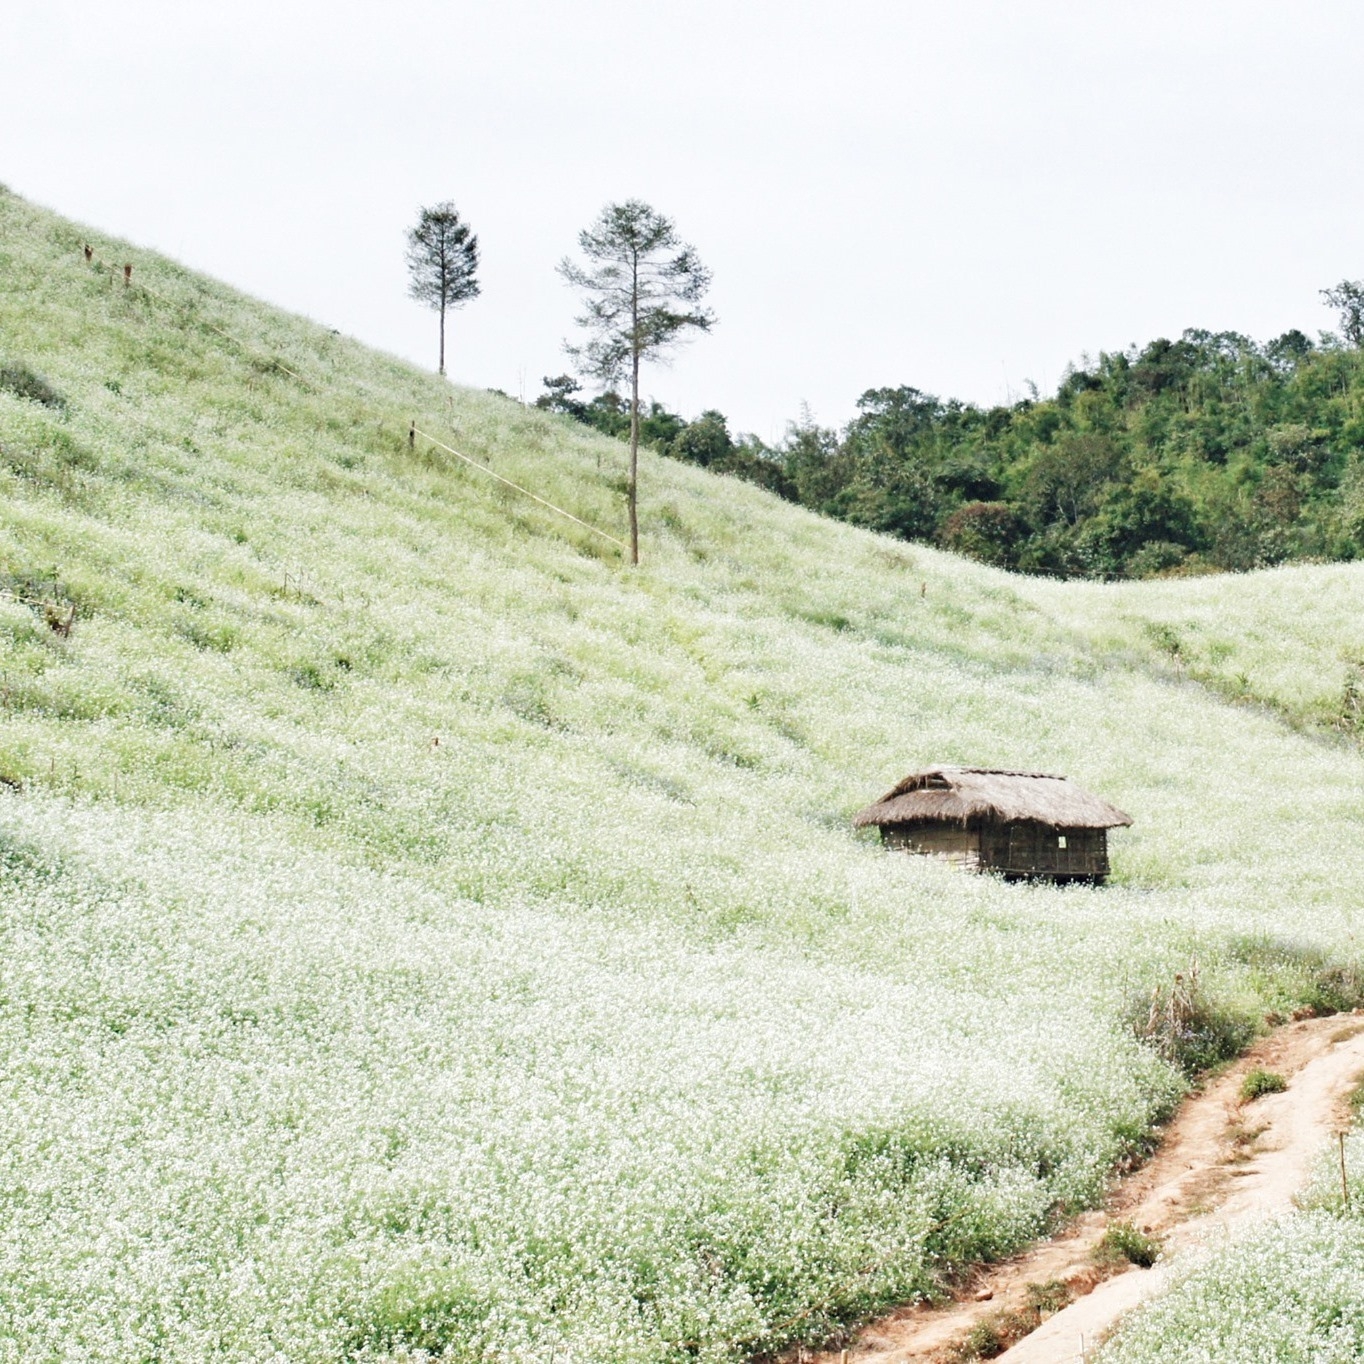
[1239, 1068, 1288, 1101]
[2, 186, 1364, 1361]
[1094, 1222, 1162, 1269]
[1023, 1278, 1073, 1314]
[955, 1315, 1017, 1360]
[1350, 1076, 1364, 1121]
[950, 1283, 1073, 1361]
[1127, 961, 1258, 1077]
[0, 359, 67, 410]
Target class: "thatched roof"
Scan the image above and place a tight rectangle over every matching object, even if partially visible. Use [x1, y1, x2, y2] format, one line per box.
[853, 766, 1133, 830]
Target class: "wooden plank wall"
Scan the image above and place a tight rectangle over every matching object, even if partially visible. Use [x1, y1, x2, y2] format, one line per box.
[979, 822, 1109, 878]
[882, 821, 1109, 880]
[882, 823, 981, 869]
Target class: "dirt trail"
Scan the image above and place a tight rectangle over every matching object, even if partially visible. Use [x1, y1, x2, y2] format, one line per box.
[810, 1015, 1364, 1364]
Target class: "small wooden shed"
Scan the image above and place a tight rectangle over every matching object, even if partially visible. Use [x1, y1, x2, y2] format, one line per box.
[853, 765, 1132, 883]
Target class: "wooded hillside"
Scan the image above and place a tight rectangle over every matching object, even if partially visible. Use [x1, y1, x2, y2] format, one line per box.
[544, 323, 1364, 579]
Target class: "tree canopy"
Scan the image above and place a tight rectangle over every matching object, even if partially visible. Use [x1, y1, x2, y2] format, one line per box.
[558, 200, 713, 563]
[541, 322, 1364, 580]
[405, 203, 480, 376]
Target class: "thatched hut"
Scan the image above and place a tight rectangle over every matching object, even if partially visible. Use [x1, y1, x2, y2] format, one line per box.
[853, 766, 1132, 883]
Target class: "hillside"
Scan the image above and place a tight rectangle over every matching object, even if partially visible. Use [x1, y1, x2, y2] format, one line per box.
[2, 187, 1364, 1362]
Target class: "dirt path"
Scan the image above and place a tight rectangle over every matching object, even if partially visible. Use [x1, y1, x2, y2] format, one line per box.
[809, 1015, 1364, 1364]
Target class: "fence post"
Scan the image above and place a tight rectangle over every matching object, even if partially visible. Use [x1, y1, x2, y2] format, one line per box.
[83, 244, 93, 261]
[123, 264, 133, 285]
[408, 422, 415, 450]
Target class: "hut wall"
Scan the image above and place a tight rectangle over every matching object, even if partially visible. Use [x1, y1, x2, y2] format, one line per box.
[881, 821, 981, 869]
[978, 821, 1109, 880]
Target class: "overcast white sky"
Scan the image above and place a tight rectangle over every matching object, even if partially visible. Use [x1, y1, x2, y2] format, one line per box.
[4, 1, 1363, 440]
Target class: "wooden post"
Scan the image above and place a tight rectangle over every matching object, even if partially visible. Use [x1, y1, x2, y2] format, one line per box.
[123, 263, 133, 285]
[408, 422, 415, 450]
[83, 244, 93, 261]
[1340, 1131, 1351, 1209]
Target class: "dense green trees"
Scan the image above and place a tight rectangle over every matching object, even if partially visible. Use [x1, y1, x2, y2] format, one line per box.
[542, 322, 1364, 579]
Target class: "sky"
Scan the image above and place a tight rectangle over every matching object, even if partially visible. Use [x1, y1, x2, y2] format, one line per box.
[4, 0, 1364, 441]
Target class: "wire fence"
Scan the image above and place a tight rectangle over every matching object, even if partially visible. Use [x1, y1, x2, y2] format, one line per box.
[77, 245, 627, 554]
[83, 247, 315, 388]
[411, 426, 629, 552]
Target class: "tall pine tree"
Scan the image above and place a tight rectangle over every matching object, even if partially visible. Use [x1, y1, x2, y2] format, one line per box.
[406, 203, 480, 376]
[559, 201, 714, 564]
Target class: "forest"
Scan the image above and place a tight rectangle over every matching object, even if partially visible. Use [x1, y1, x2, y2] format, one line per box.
[538, 321, 1364, 579]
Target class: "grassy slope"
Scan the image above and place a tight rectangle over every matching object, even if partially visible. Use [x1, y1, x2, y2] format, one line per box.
[1017, 564, 1364, 737]
[2, 188, 1363, 1361]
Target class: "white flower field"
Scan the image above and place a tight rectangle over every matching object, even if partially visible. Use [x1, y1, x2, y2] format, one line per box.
[2, 188, 1364, 1360]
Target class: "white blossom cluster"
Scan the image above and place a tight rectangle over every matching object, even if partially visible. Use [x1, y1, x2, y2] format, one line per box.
[2, 189, 1364, 1360]
[1097, 1214, 1364, 1363]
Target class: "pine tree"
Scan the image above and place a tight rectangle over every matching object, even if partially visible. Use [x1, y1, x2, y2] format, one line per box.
[406, 203, 480, 376]
[559, 201, 714, 564]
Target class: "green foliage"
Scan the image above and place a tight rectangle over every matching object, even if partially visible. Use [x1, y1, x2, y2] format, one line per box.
[951, 1286, 1071, 1361]
[1349, 1076, 1364, 1121]
[1024, 1278, 1073, 1314]
[1095, 1221, 1162, 1268]
[546, 321, 1364, 579]
[957, 1315, 1012, 1359]
[1128, 964, 1256, 1077]
[1240, 1068, 1288, 1101]
[342, 1268, 496, 1357]
[0, 360, 67, 410]
[1224, 936, 1364, 1019]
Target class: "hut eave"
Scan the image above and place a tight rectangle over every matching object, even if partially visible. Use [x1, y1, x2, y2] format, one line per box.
[852, 765, 1132, 831]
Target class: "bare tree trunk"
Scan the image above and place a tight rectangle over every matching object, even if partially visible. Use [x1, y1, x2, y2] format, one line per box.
[628, 349, 640, 565]
[439, 299, 447, 376]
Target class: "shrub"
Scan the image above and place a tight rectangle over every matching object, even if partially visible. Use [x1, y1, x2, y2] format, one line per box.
[1347, 1076, 1364, 1120]
[957, 1315, 1010, 1359]
[1303, 963, 1364, 1015]
[1124, 540, 1189, 578]
[1128, 962, 1256, 1076]
[1240, 1068, 1288, 1101]
[954, 1297, 1064, 1361]
[0, 362, 66, 410]
[1225, 935, 1364, 1018]
[1095, 1221, 1162, 1268]
[1024, 1278, 1072, 1314]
